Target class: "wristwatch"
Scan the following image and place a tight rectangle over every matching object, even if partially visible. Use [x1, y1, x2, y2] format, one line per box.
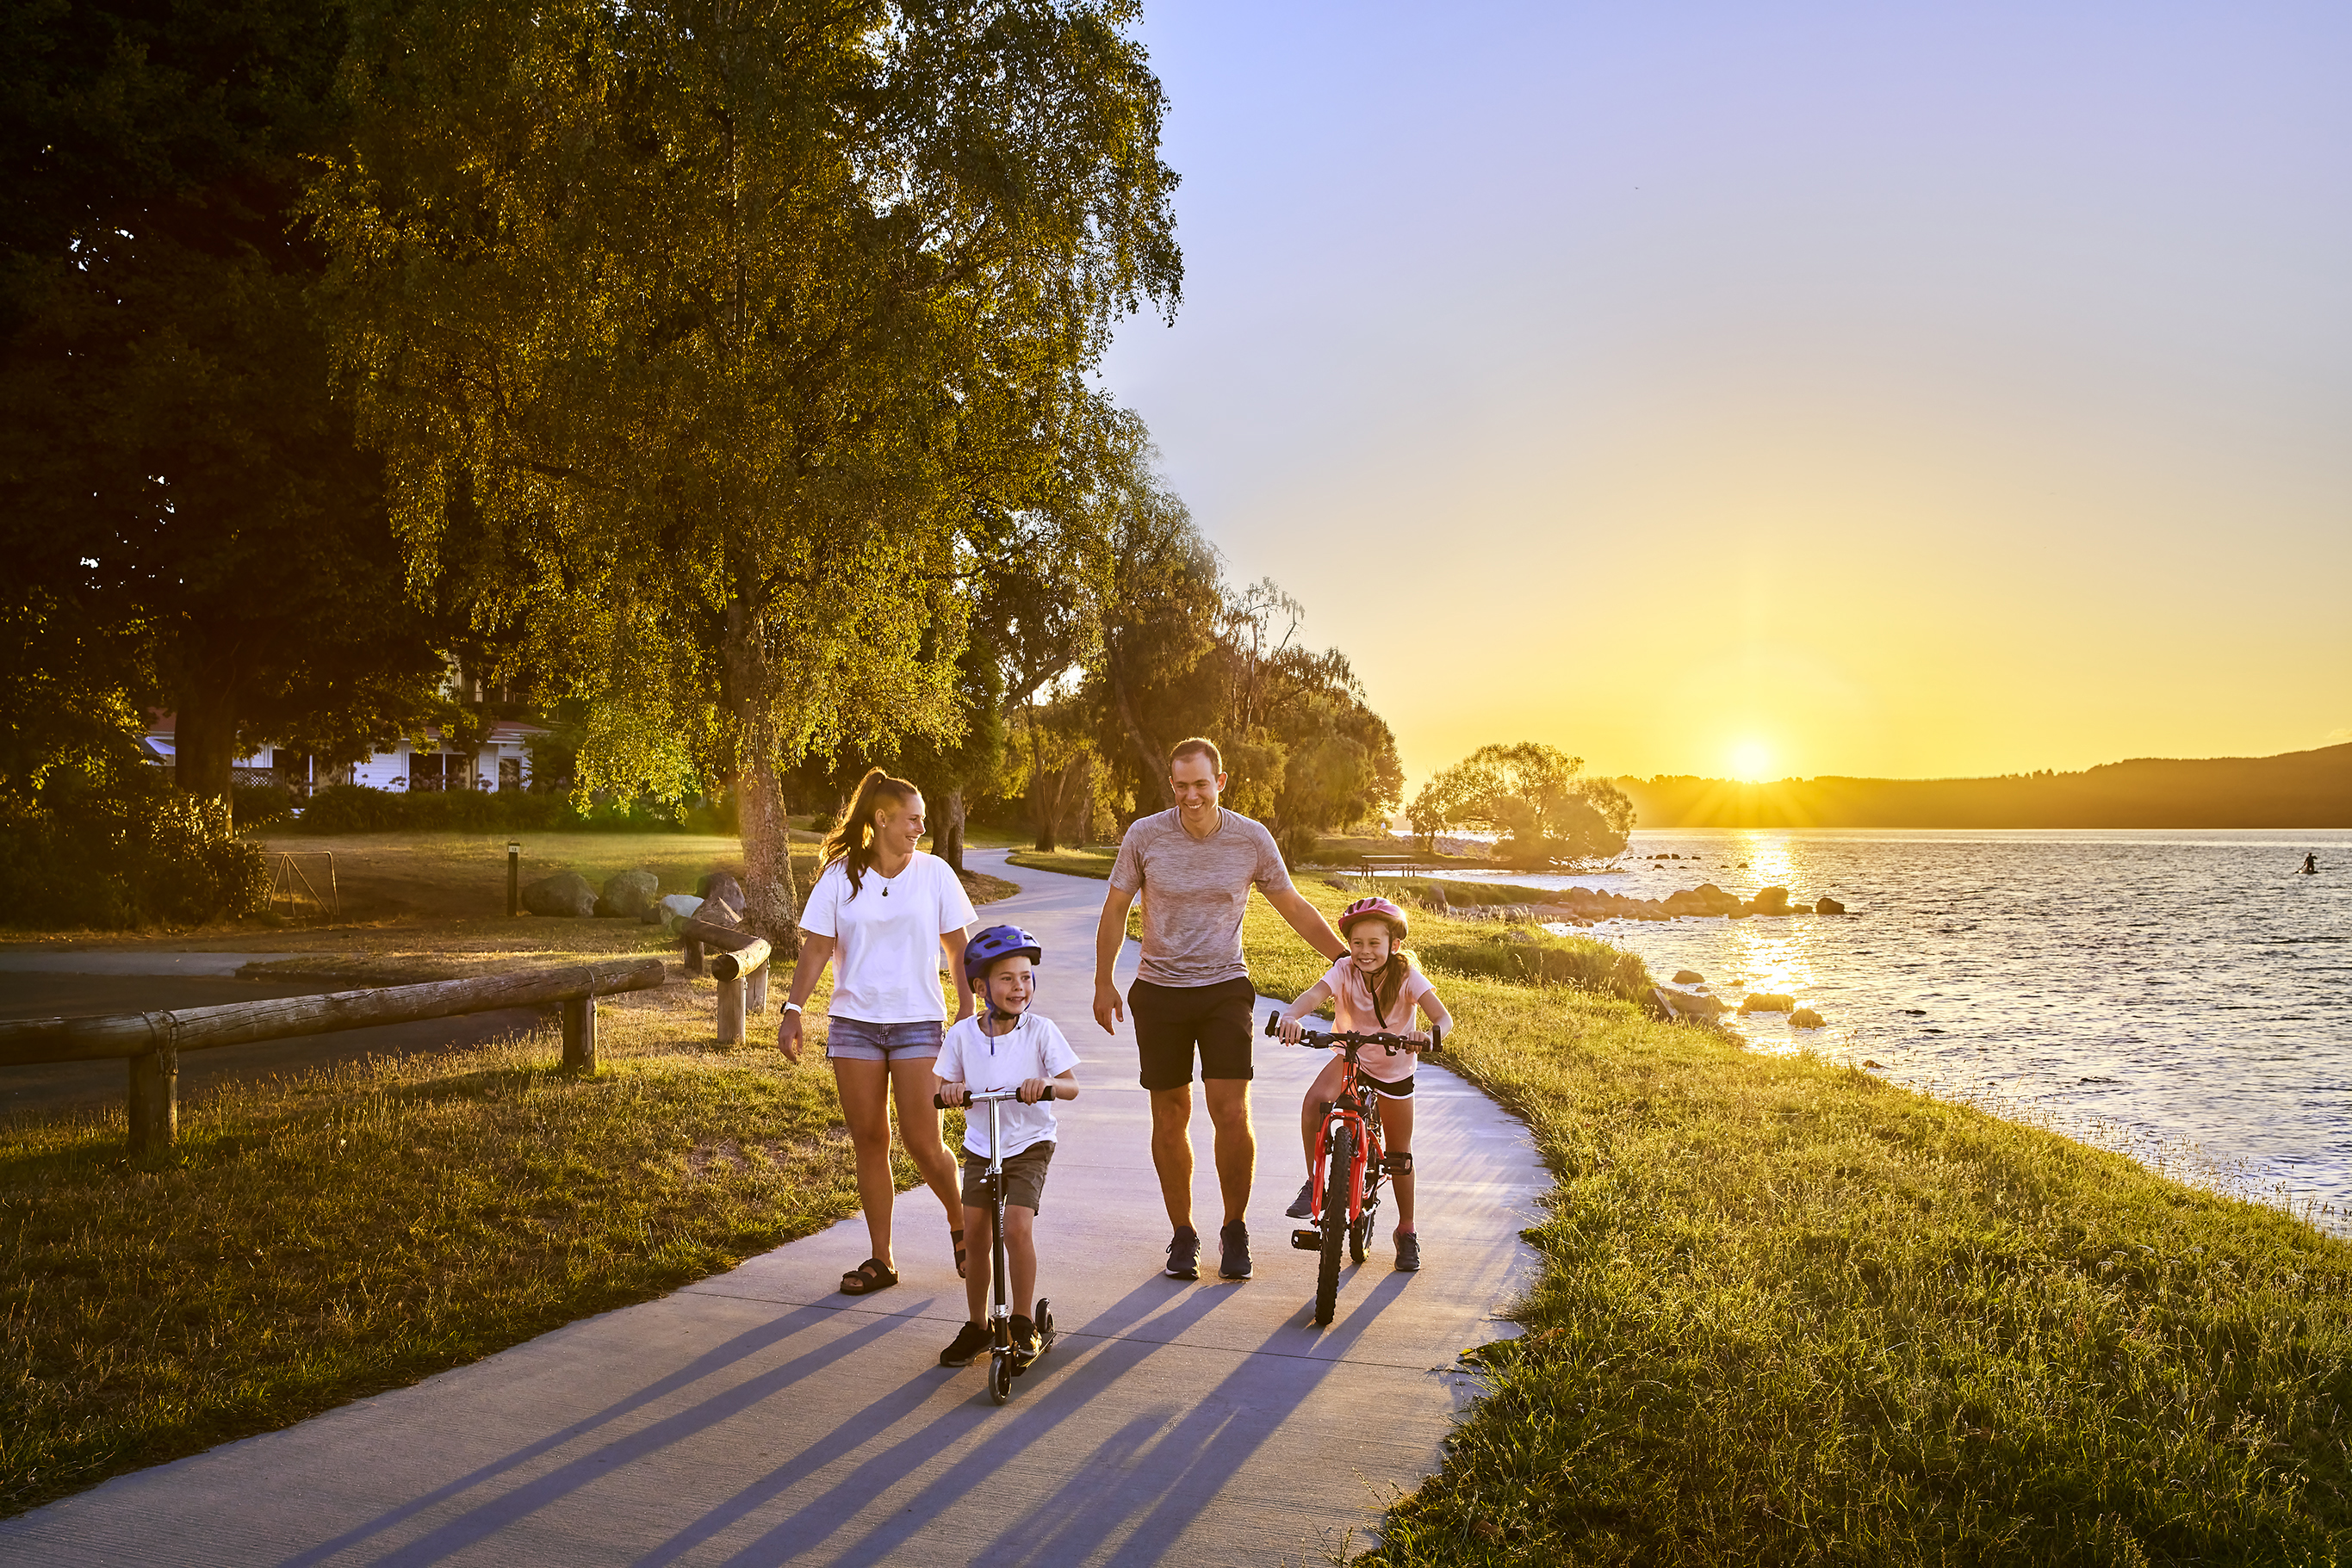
[783, 1001, 804, 1014]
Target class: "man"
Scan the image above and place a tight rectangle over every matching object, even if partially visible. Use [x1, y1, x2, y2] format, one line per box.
[1094, 737, 1347, 1281]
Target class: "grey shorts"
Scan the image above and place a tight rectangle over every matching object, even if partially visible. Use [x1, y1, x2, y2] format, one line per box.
[826, 1017, 945, 1062]
[961, 1141, 1054, 1213]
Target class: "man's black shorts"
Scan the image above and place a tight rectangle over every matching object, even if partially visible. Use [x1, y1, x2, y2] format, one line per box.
[1130, 976, 1257, 1091]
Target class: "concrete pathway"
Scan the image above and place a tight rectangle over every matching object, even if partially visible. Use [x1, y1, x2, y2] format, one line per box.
[0, 950, 297, 976]
[0, 849, 1545, 1567]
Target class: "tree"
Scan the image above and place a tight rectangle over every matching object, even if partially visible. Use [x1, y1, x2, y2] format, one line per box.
[0, 0, 455, 815]
[310, 0, 1180, 945]
[1410, 742, 1635, 864]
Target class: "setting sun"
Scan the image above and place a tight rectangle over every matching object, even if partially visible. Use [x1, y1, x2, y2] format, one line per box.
[1730, 741, 1774, 782]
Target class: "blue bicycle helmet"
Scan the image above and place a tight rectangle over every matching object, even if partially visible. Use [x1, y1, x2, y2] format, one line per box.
[963, 924, 1043, 987]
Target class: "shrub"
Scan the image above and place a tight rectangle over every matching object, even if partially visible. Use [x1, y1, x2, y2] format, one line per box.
[0, 769, 266, 928]
[289, 784, 704, 834]
[1418, 930, 1656, 1007]
[231, 782, 297, 827]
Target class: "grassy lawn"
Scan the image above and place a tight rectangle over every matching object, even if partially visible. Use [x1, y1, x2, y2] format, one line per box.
[0, 973, 965, 1518]
[1005, 846, 1120, 881]
[1238, 883, 2352, 1565]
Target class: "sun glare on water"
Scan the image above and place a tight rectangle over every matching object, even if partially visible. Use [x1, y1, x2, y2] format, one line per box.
[1730, 741, 1773, 782]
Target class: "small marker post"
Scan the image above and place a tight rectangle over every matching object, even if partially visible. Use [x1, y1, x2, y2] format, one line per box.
[507, 840, 521, 917]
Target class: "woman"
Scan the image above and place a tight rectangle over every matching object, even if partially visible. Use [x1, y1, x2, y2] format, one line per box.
[779, 769, 976, 1295]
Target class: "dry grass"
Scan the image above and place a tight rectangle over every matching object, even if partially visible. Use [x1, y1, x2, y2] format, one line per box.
[0, 975, 925, 1518]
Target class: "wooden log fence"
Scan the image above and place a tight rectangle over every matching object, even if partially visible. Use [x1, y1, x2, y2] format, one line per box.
[0, 957, 667, 1154]
[710, 939, 773, 1046]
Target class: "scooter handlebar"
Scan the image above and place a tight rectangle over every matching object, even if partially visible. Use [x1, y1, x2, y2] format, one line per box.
[933, 1086, 1074, 1109]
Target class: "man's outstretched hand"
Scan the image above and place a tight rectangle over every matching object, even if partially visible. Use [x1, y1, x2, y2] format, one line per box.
[1093, 976, 1126, 1034]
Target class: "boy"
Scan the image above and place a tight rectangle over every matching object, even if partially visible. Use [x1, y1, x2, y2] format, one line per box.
[933, 923, 1081, 1369]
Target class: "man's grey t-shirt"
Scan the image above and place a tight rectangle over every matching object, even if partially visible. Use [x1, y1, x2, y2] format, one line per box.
[1109, 809, 1294, 988]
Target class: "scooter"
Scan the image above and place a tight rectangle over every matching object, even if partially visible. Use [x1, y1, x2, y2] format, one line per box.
[934, 1086, 1062, 1404]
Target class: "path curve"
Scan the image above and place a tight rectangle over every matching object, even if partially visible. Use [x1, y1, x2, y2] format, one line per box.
[0, 848, 1544, 1567]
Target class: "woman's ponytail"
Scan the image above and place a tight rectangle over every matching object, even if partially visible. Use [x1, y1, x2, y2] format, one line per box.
[820, 768, 921, 897]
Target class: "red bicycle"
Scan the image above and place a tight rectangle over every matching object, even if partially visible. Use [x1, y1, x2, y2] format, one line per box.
[1264, 1008, 1442, 1325]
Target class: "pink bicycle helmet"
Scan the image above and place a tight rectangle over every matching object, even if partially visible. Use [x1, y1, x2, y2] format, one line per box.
[1338, 896, 1409, 938]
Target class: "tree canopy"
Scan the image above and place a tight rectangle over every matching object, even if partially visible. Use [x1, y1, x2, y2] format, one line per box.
[309, 0, 1181, 939]
[0, 0, 454, 810]
[1409, 741, 1635, 865]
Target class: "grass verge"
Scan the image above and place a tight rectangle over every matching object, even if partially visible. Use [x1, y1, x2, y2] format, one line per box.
[0, 976, 918, 1518]
[1238, 883, 2352, 1565]
[1005, 847, 1119, 881]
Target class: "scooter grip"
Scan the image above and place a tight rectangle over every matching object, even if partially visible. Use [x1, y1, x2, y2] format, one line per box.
[932, 1093, 952, 1110]
[1426, 1024, 1443, 1055]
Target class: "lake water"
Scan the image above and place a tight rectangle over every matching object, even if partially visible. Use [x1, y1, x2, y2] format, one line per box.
[1420, 829, 2352, 1233]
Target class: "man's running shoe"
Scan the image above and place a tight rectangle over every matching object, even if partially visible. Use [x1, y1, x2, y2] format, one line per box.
[1395, 1230, 1423, 1272]
[1165, 1226, 1201, 1280]
[1284, 1179, 1314, 1219]
[939, 1320, 992, 1367]
[1219, 1220, 1253, 1280]
[1008, 1314, 1041, 1370]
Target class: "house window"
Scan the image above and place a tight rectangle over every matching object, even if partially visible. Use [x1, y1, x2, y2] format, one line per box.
[500, 757, 522, 791]
[409, 753, 449, 793]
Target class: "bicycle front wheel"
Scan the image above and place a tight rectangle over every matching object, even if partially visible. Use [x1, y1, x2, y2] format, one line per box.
[1316, 1122, 1353, 1326]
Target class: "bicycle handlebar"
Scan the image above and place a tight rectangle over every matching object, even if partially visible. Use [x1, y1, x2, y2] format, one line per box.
[933, 1086, 1075, 1110]
[1263, 1009, 1441, 1056]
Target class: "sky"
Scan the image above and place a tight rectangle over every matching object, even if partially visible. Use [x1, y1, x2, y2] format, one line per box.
[1093, 2, 2352, 790]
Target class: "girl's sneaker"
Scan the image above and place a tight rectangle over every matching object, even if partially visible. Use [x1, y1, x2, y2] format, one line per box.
[1394, 1230, 1422, 1272]
[940, 1321, 992, 1367]
[1284, 1179, 1315, 1218]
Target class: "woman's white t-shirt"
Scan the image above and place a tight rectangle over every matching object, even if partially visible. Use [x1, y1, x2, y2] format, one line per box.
[799, 852, 977, 1023]
[935, 1013, 1081, 1159]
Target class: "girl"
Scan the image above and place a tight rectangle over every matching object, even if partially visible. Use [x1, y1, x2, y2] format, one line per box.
[778, 769, 975, 1295]
[1275, 896, 1454, 1272]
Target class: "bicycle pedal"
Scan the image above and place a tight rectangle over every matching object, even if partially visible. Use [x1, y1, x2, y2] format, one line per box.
[1291, 1228, 1321, 1251]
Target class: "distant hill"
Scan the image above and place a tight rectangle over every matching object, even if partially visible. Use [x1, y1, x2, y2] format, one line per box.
[1615, 744, 2352, 829]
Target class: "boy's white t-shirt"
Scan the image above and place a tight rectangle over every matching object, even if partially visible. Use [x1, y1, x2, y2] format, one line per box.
[935, 1013, 1081, 1160]
[798, 852, 976, 1023]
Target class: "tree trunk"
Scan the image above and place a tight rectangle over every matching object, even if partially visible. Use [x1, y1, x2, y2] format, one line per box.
[720, 598, 799, 956]
[1108, 666, 1171, 810]
[735, 743, 801, 956]
[935, 785, 966, 873]
[170, 670, 241, 824]
[1026, 704, 1058, 852]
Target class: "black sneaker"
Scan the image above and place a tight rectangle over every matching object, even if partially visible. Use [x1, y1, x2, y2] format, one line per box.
[1284, 1179, 1314, 1219]
[940, 1320, 992, 1367]
[1008, 1314, 1041, 1369]
[1394, 1230, 1422, 1272]
[1165, 1227, 1201, 1280]
[1219, 1221, 1252, 1280]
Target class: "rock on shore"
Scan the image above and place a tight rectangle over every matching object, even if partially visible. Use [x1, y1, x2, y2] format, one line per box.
[1441, 881, 1843, 926]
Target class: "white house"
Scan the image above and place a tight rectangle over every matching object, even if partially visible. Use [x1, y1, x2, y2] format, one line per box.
[142, 715, 549, 794]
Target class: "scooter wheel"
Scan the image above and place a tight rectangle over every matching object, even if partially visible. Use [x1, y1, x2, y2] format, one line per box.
[990, 1351, 1013, 1404]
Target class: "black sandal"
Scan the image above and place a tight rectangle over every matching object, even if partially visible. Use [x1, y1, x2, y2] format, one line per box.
[951, 1227, 968, 1279]
[840, 1257, 899, 1295]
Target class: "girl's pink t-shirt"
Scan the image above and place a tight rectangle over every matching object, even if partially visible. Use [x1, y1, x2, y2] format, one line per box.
[1320, 956, 1434, 1082]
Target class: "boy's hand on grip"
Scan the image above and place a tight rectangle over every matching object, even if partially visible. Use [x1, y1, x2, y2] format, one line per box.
[1017, 1076, 1051, 1104]
[936, 1081, 968, 1107]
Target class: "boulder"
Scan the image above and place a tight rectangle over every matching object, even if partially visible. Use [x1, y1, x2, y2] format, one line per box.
[697, 871, 745, 908]
[1749, 885, 1790, 914]
[601, 870, 659, 920]
[656, 893, 704, 934]
[1790, 1007, 1827, 1029]
[1672, 969, 1705, 985]
[521, 870, 597, 918]
[1738, 992, 1796, 1013]
[1815, 896, 1846, 915]
[1654, 982, 1726, 1017]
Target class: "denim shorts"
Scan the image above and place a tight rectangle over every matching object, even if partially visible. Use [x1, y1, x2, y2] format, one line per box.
[825, 1017, 945, 1062]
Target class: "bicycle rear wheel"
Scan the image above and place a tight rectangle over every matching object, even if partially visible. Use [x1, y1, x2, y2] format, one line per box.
[1316, 1123, 1353, 1325]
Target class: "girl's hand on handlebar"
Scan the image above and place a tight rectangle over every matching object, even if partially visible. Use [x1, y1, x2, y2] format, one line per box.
[1405, 1030, 1430, 1049]
[1277, 1014, 1306, 1044]
[936, 1081, 969, 1107]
